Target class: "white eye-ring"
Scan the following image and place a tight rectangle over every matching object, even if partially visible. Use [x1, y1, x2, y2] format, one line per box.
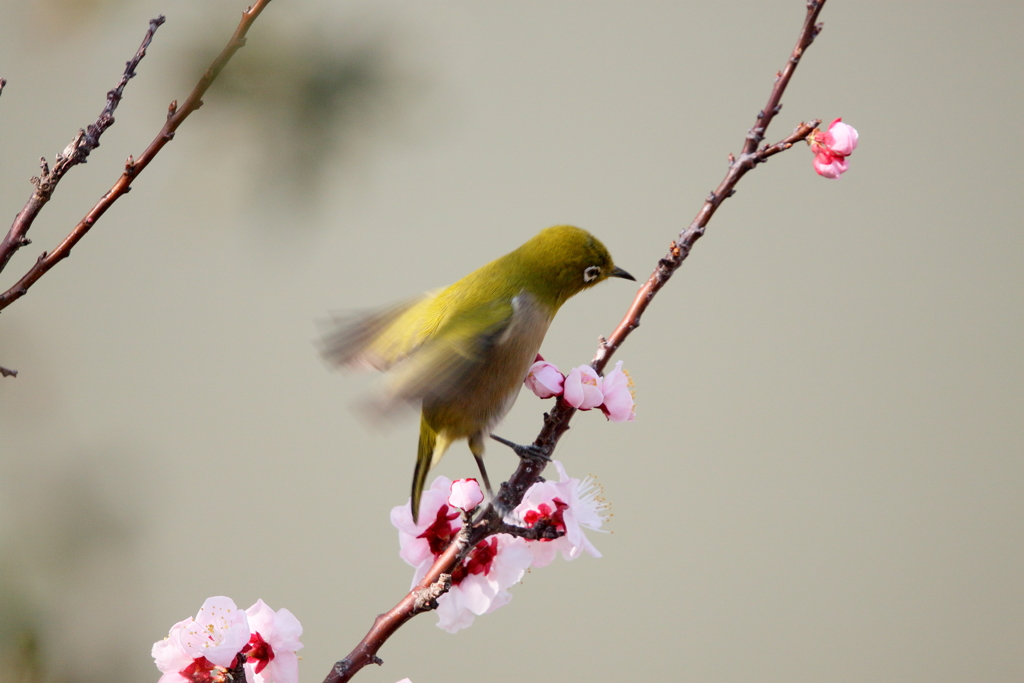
[583, 265, 601, 283]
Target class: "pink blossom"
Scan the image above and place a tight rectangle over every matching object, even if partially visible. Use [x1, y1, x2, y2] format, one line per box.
[524, 357, 564, 399]
[177, 597, 251, 668]
[810, 118, 858, 179]
[153, 619, 198, 683]
[510, 461, 608, 567]
[242, 600, 304, 683]
[825, 119, 858, 155]
[563, 365, 603, 410]
[435, 534, 533, 633]
[392, 475, 463, 578]
[599, 360, 635, 422]
[153, 598, 251, 683]
[448, 478, 484, 512]
[391, 476, 533, 632]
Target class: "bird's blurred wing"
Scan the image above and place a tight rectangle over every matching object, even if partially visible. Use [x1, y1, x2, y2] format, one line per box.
[318, 293, 439, 372]
[376, 297, 514, 413]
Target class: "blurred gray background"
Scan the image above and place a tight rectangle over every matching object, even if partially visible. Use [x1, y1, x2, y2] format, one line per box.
[1, 1, 1021, 682]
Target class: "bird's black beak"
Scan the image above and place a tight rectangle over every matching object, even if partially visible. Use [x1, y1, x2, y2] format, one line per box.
[610, 266, 636, 281]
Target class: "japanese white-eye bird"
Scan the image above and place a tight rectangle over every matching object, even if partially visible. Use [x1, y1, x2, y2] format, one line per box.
[321, 225, 634, 521]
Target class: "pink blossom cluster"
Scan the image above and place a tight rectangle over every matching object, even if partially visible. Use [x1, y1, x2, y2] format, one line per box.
[153, 597, 303, 683]
[392, 471, 607, 633]
[810, 118, 859, 179]
[524, 356, 635, 422]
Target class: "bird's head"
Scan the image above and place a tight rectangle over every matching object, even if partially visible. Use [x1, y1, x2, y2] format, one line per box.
[513, 225, 635, 307]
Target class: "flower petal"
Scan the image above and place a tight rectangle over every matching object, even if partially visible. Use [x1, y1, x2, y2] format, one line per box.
[599, 360, 635, 422]
[827, 118, 859, 156]
[524, 360, 564, 399]
[449, 478, 484, 512]
[813, 152, 848, 179]
[563, 365, 603, 410]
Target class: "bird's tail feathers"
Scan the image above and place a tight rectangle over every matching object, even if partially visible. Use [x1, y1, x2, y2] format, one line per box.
[412, 420, 435, 524]
[412, 418, 453, 523]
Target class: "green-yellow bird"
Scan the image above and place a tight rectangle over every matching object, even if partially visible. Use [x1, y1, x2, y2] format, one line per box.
[321, 225, 633, 521]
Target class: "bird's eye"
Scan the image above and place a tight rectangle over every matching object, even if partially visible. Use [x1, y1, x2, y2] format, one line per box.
[583, 265, 601, 283]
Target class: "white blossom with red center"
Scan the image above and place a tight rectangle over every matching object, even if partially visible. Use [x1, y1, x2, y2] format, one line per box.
[392, 476, 464, 583]
[392, 461, 613, 630]
[242, 600, 304, 683]
[392, 476, 534, 632]
[510, 461, 608, 567]
[152, 597, 251, 683]
[435, 534, 533, 633]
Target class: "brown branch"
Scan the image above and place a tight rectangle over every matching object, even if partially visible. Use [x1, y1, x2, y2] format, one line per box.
[740, 0, 825, 157]
[0, 364, 17, 378]
[227, 654, 247, 683]
[0, 0, 273, 311]
[590, 120, 820, 375]
[0, 78, 6, 99]
[590, 0, 827, 373]
[325, 527, 468, 683]
[323, 2, 829, 681]
[0, 17, 165, 277]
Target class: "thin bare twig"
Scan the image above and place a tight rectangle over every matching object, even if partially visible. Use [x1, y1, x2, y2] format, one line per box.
[0, 79, 6, 99]
[324, 2, 828, 681]
[327, 526, 468, 681]
[0, 364, 17, 378]
[0, 17, 165, 277]
[0, 0, 273, 311]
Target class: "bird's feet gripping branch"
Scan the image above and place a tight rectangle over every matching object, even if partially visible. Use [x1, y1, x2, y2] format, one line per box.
[489, 434, 551, 463]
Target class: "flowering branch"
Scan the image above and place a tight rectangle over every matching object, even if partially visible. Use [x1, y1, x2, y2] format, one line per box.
[0, 0, 273, 312]
[324, 2, 830, 681]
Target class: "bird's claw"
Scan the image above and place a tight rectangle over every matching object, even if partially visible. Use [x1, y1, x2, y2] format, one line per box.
[490, 434, 551, 462]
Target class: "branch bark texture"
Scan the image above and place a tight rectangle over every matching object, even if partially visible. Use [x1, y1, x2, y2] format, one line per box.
[0, 17, 165, 278]
[0, 1, 273, 311]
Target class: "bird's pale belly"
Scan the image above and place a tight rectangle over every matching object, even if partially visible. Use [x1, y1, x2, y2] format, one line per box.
[423, 294, 551, 440]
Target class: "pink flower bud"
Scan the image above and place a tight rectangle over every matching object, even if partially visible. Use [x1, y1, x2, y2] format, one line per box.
[810, 118, 858, 179]
[524, 359, 564, 399]
[599, 361, 635, 422]
[449, 478, 484, 512]
[563, 365, 603, 410]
